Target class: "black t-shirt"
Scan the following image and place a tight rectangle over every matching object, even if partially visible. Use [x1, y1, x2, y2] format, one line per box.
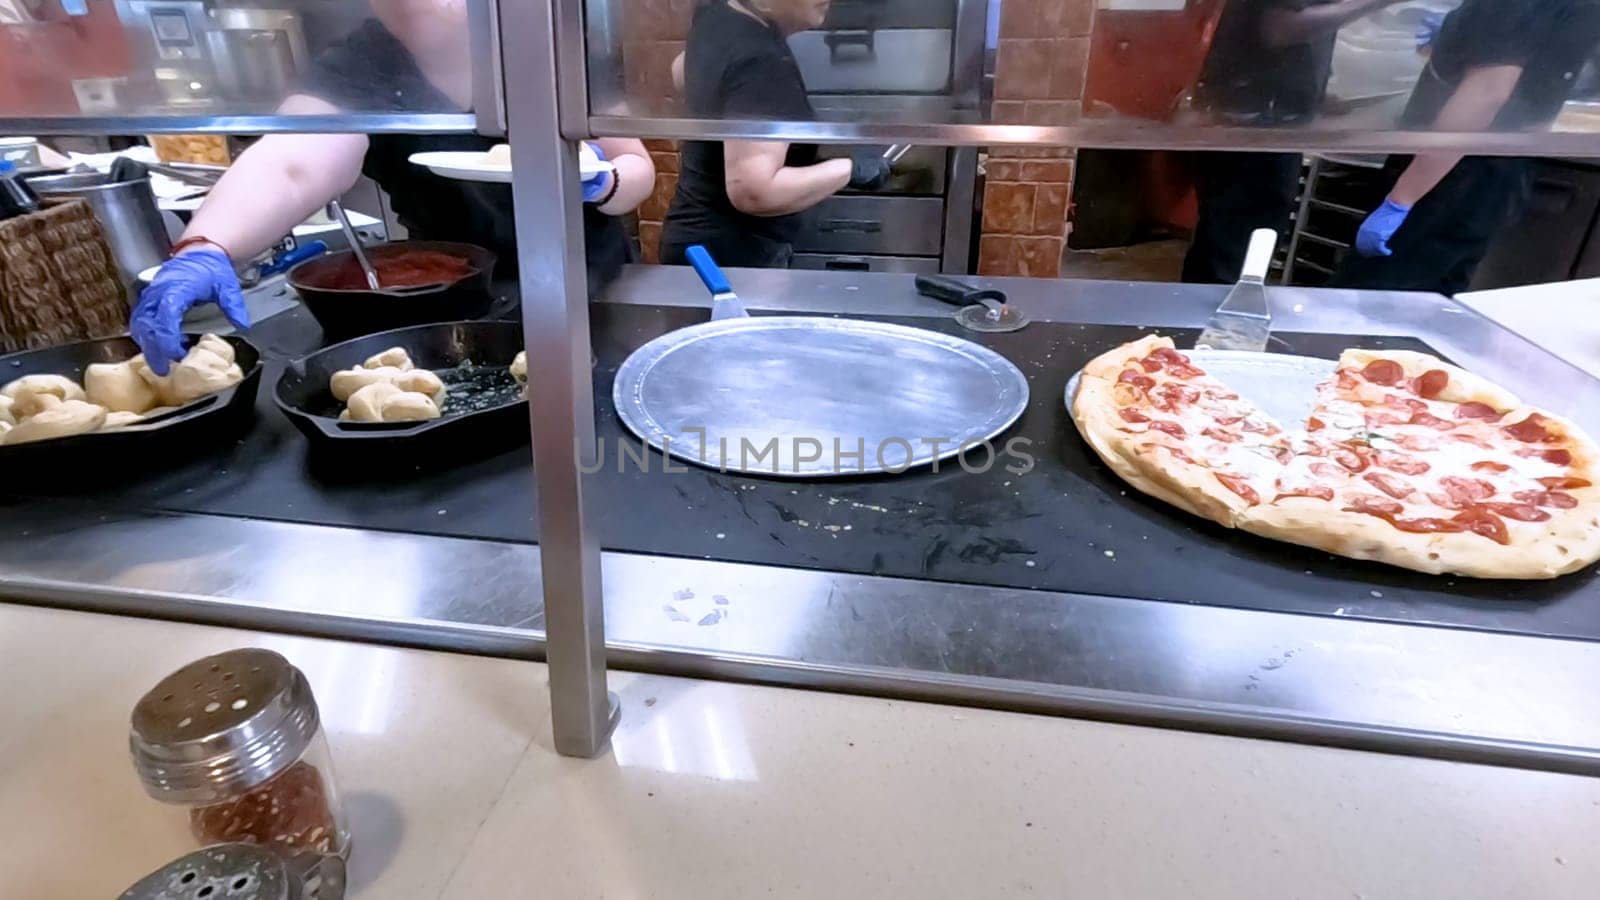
[1195, 0, 1340, 125]
[661, 2, 820, 263]
[301, 21, 631, 288]
[1404, 0, 1600, 129]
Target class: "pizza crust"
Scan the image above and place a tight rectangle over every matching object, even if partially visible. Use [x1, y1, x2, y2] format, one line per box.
[1070, 338, 1600, 580]
[1338, 348, 1522, 411]
[1071, 370, 1249, 527]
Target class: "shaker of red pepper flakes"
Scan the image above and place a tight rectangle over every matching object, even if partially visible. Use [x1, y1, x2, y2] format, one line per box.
[129, 649, 350, 860]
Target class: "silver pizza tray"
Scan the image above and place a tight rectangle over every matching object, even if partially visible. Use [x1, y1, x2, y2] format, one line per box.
[614, 316, 1030, 477]
[1065, 349, 1337, 426]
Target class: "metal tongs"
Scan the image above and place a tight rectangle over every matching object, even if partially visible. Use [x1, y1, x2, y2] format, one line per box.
[326, 199, 381, 291]
[881, 144, 914, 164]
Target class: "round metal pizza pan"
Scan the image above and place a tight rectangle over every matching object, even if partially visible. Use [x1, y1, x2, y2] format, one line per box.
[614, 316, 1030, 477]
[1065, 348, 1337, 426]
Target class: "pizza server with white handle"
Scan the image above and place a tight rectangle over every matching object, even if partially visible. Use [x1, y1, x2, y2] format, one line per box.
[1196, 228, 1277, 352]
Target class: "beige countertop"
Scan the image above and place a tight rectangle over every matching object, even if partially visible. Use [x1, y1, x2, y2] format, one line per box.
[1458, 278, 1600, 380]
[3, 602, 1598, 899]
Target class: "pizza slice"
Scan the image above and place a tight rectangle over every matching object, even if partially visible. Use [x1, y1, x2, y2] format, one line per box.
[1073, 335, 1289, 527]
[1238, 349, 1600, 578]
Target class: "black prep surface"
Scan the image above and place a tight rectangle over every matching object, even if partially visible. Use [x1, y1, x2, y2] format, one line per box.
[3, 302, 1598, 642]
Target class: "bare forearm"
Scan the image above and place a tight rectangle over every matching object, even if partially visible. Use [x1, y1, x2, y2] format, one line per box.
[594, 138, 655, 215]
[1388, 153, 1463, 206]
[1262, 0, 1396, 48]
[180, 133, 367, 260]
[1389, 65, 1521, 206]
[732, 157, 852, 217]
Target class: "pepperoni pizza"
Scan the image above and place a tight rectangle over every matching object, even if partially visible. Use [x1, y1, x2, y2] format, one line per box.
[1071, 336, 1600, 579]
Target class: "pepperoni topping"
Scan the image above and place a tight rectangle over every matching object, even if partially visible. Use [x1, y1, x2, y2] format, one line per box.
[1361, 359, 1405, 386]
[1454, 402, 1500, 421]
[1346, 495, 1405, 517]
[1471, 461, 1512, 474]
[1149, 420, 1187, 438]
[1307, 416, 1325, 432]
[1154, 382, 1200, 411]
[1144, 347, 1204, 378]
[1431, 477, 1497, 510]
[1503, 413, 1556, 443]
[1363, 472, 1415, 499]
[1214, 415, 1244, 426]
[1309, 461, 1346, 478]
[1344, 499, 1513, 545]
[1538, 476, 1591, 490]
[1241, 418, 1277, 435]
[1409, 411, 1455, 431]
[1331, 445, 1370, 473]
[1275, 486, 1335, 502]
[1372, 450, 1430, 476]
[1214, 473, 1260, 504]
[1396, 433, 1438, 452]
[1365, 410, 1412, 428]
[1148, 443, 1196, 464]
[1203, 427, 1241, 443]
[1118, 369, 1156, 391]
[1117, 408, 1150, 425]
[1519, 448, 1573, 466]
[1414, 369, 1449, 399]
[1477, 502, 1552, 523]
[1447, 432, 1495, 450]
[1449, 508, 1511, 545]
[1382, 395, 1428, 414]
[1514, 490, 1578, 510]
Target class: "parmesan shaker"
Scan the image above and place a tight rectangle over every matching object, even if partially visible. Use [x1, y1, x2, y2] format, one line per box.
[118, 843, 345, 900]
[130, 649, 350, 859]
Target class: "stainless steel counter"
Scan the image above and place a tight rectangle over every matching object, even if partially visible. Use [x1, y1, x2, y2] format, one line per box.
[4, 266, 1598, 774]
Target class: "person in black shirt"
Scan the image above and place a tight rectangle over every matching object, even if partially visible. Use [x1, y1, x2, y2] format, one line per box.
[1333, 0, 1600, 294]
[1182, 0, 1403, 284]
[660, 0, 893, 268]
[129, 0, 655, 372]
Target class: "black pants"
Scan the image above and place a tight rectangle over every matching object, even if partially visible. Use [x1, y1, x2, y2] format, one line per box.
[1330, 156, 1529, 296]
[1182, 152, 1303, 284]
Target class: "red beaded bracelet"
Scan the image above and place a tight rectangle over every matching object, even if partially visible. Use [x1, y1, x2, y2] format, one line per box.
[170, 236, 231, 259]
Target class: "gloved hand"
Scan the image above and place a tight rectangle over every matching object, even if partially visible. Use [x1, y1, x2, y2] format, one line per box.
[848, 153, 893, 191]
[1355, 198, 1412, 258]
[1416, 11, 1445, 53]
[130, 248, 249, 375]
[580, 141, 613, 203]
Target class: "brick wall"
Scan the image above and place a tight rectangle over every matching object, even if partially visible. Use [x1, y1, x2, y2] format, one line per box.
[621, 0, 693, 262]
[979, 0, 1096, 278]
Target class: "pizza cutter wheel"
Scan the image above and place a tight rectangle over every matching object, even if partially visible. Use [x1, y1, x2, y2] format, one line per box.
[915, 274, 1031, 334]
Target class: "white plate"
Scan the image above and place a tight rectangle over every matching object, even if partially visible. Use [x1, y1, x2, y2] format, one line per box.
[407, 149, 614, 184]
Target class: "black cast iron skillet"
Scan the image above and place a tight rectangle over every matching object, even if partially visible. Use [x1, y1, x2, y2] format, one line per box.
[274, 320, 528, 471]
[287, 240, 497, 341]
[0, 333, 262, 470]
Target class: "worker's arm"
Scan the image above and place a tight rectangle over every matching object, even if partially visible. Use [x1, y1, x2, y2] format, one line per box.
[724, 140, 853, 217]
[1354, 64, 1523, 256]
[1261, 0, 1403, 48]
[1387, 65, 1523, 205]
[593, 137, 656, 216]
[177, 94, 368, 261]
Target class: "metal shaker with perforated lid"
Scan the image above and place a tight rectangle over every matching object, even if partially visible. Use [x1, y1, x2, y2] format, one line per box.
[118, 842, 345, 900]
[130, 649, 350, 859]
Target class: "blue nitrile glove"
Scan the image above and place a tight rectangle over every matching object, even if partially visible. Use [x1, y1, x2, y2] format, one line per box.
[130, 248, 250, 375]
[580, 141, 612, 203]
[1355, 199, 1412, 258]
[1416, 11, 1445, 53]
